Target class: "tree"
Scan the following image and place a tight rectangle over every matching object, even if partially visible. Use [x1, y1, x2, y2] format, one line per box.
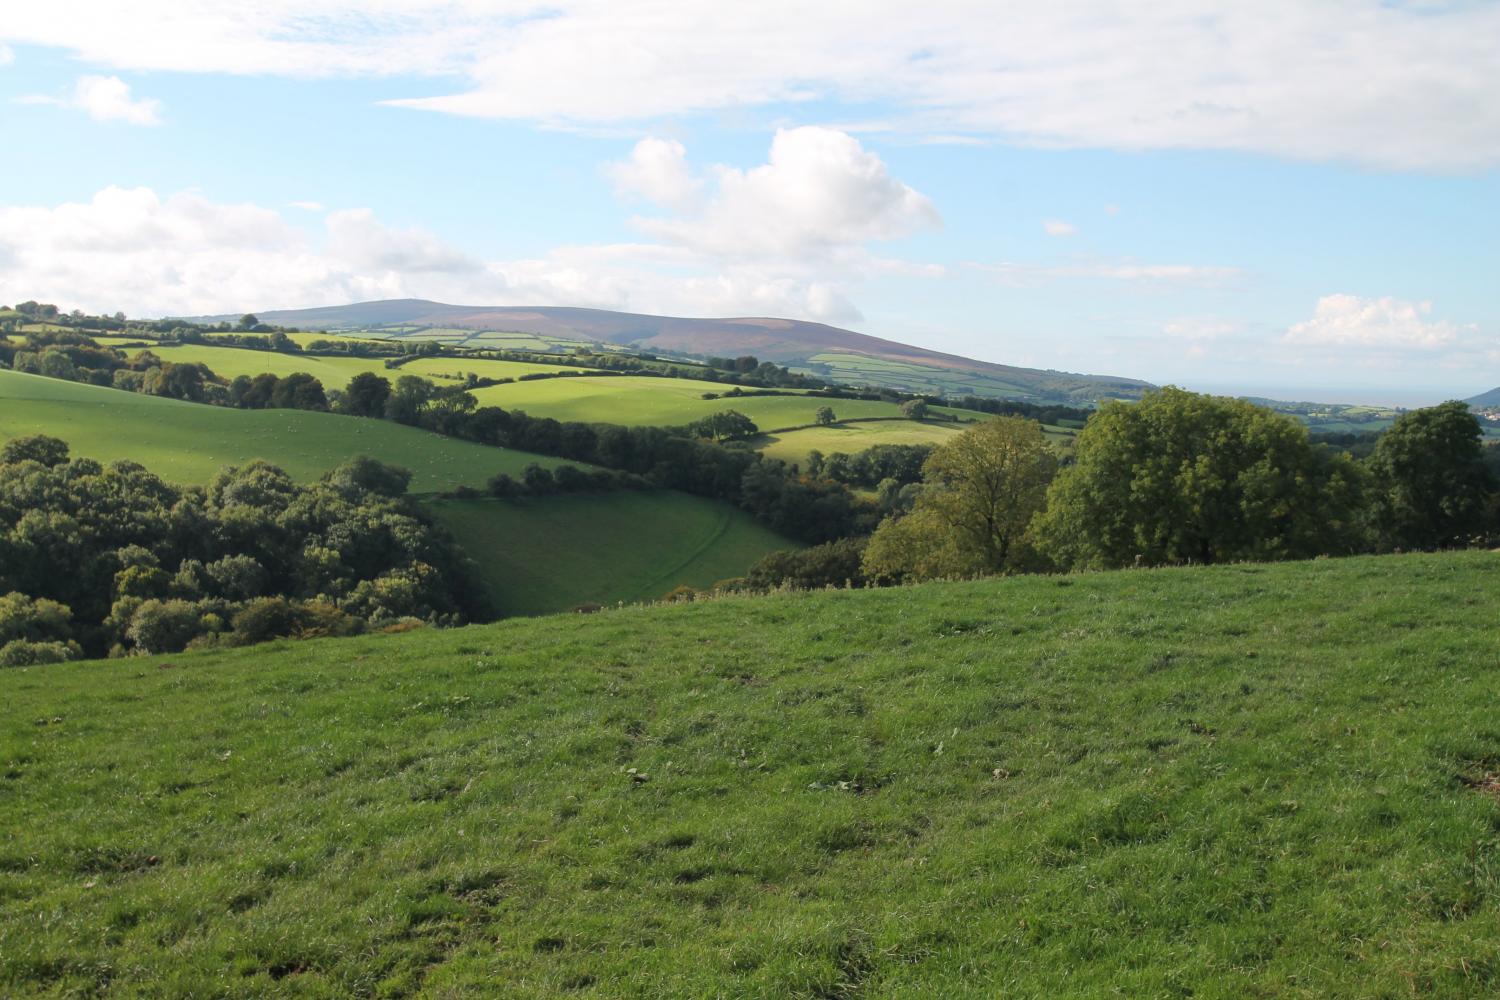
[690, 410, 758, 442]
[901, 399, 929, 420]
[269, 372, 328, 411]
[1033, 387, 1365, 570]
[1, 435, 69, 467]
[342, 372, 392, 417]
[863, 416, 1057, 582]
[239, 314, 259, 330]
[1366, 401, 1492, 549]
[384, 375, 435, 425]
[814, 406, 837, 426]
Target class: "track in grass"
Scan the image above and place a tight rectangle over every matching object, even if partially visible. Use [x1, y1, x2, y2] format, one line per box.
[426, 492, 794, 615]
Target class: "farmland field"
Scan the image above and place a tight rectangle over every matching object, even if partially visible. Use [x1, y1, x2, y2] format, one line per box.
[469, 376, 915, 427]
[125, 344, 388, 384]
[755, 419, 971, 465]
[0, 370, 559, 492]
[426, 493, 795, 615]
[802, 351, 1035, 398]
[3, 551, 1498, 996]
[399, 356, 586, 382]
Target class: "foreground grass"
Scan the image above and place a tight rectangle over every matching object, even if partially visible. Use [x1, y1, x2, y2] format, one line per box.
[3, 552, 1500, 997]
[426, 493, 794, 615]
[0, 370, 563, 492]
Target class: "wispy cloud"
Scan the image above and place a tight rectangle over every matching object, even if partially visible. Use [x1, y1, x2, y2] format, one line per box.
[969, 259, 1241, 288]
[1042, 219, 1077, 237]
[3, 2, 1498, 169]
[15, 74, 161, 125]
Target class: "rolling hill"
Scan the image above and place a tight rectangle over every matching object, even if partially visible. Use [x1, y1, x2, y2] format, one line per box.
[1465, 386, 1500, 408]
[3, 551, 1498, 996]
[221, 298, 1152, 404]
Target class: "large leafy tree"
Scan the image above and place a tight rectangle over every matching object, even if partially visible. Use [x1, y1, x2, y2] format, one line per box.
[1366, 401, 1492, 549]
[863, 416, 1056, 582]
[1033, 388, 1364, 569]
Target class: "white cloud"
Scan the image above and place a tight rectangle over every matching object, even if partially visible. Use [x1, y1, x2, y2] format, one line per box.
[0, 43, 13, 67]
[16, 74, 162, 125]
[606, 137, 701, 213]
[1043, 219, 1077, 237]
[4, 2, 1498, 169]
[0, 181, 907, 323]
[634, 126, 940, 260]
[1284, 294, 1465, 350]
[1162, 317, 1242, 340]
[288, 200, 325, 212]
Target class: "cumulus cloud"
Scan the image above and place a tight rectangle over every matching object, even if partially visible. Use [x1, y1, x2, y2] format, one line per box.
[4, 2, 1498, 169]
[1283, 294, 1463, 350]
[16, 75, 162, 125]
[634, 127, 940, 260]
[0, 181, 895, 323]
[1043, 220, 1077, 237]
[607, 137, 701, 213]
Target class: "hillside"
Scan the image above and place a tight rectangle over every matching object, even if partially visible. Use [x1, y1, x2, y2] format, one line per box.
[1465, 386, 1500, 408]
[0, 369, 549, 492]
[230, 299, 1153, 404]
[4, 552, 1498, 997]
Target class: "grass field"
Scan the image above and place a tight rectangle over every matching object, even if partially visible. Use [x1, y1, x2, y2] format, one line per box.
[470, 376, 916, 427]
[0, 370, 559, 492]
[755, 419, 970, 466]
[803, 352, 1034, 398]
[125, 344, 387, 385]
[400, 356, 586, 383]
[3, 551, 1498, 996]
[426, 493, 795, 615]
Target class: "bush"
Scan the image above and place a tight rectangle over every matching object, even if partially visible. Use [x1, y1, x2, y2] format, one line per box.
[0, 638, 83, 667]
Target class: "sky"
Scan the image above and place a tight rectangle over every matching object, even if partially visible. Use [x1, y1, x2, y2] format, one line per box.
[1, 1, 1497, 405]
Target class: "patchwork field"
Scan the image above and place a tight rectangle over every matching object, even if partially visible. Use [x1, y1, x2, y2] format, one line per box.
[470, 376, 918, 428]
[426, 493, 794, 615]
[3, 552, 1498, 996]
[399, 356, 587, 383]
[127, 344, 388, 385]
[802, 351, 1035, 398]
[0, 370, 557, 492]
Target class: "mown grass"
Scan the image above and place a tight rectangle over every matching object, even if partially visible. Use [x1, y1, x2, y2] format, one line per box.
[0, 370, 561, 492]
[425, 493, 795, 615]
[3, 551, 1499, 997]
[755, 419, 970, 466]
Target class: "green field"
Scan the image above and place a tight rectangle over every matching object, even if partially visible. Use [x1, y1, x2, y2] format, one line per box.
[470, 376, 916, 427]
[426, 494, 795, 615]
[755, 419, 970, 465]
[3, 551, 1499, 996]
[0, 370, 557, 492]
[802, 351, 1035, 398]
[125, 344, 387, 385]
[400, 356, 586, 383]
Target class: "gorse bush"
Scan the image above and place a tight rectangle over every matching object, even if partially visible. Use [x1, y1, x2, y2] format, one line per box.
[0, 437, 483, 660]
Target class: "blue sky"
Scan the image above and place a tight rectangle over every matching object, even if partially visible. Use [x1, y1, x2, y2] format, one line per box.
[2, 2, 1497, 404]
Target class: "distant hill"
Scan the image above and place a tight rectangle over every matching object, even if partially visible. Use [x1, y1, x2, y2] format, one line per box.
[214, 299, 1151, 404]
[1465, 386, 1500, 408]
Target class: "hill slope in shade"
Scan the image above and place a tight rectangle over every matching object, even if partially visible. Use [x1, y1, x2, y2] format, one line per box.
[4, 551, 1499, 996]
[0, 369, 562, 492]
[229, 298, 1152, 404]
[1465, 386, 1500, 408]
[427, 494, 794, 615]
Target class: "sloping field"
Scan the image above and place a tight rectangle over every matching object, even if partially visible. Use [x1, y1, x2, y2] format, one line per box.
[426, 493, 794, 615]
[399, 356, 586, 382]
[755, 419, 970, 466]
[3, 552, 1498, 996]
[125, 344, 387, 384]
[470, 376, 908, 427]
[0, 370, 558, 492]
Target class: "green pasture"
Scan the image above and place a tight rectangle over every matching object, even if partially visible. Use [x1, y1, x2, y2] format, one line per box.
[126, 344, 387, 385]
[400, 356, 586, 383]
[755, 419, 970, 466]
[470, 376, 908, 427]
[805, 351, 1034, 398]
[4, 551, 1500, 996]
[0, 370, 557, 492]
[427, 493, 794, 616]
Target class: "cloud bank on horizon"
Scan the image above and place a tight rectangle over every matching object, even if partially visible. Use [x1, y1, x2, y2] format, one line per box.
[1, 1, 1496, 395]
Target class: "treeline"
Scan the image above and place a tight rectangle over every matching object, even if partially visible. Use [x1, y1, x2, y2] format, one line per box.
[340, 373, 873, 542]
[698, 391, 1499, 596]
[0, 438, 482, 664]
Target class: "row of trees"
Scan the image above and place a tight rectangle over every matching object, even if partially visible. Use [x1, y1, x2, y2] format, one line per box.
[859, 391, 1496, 584]
[0, 438, 482, 664]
